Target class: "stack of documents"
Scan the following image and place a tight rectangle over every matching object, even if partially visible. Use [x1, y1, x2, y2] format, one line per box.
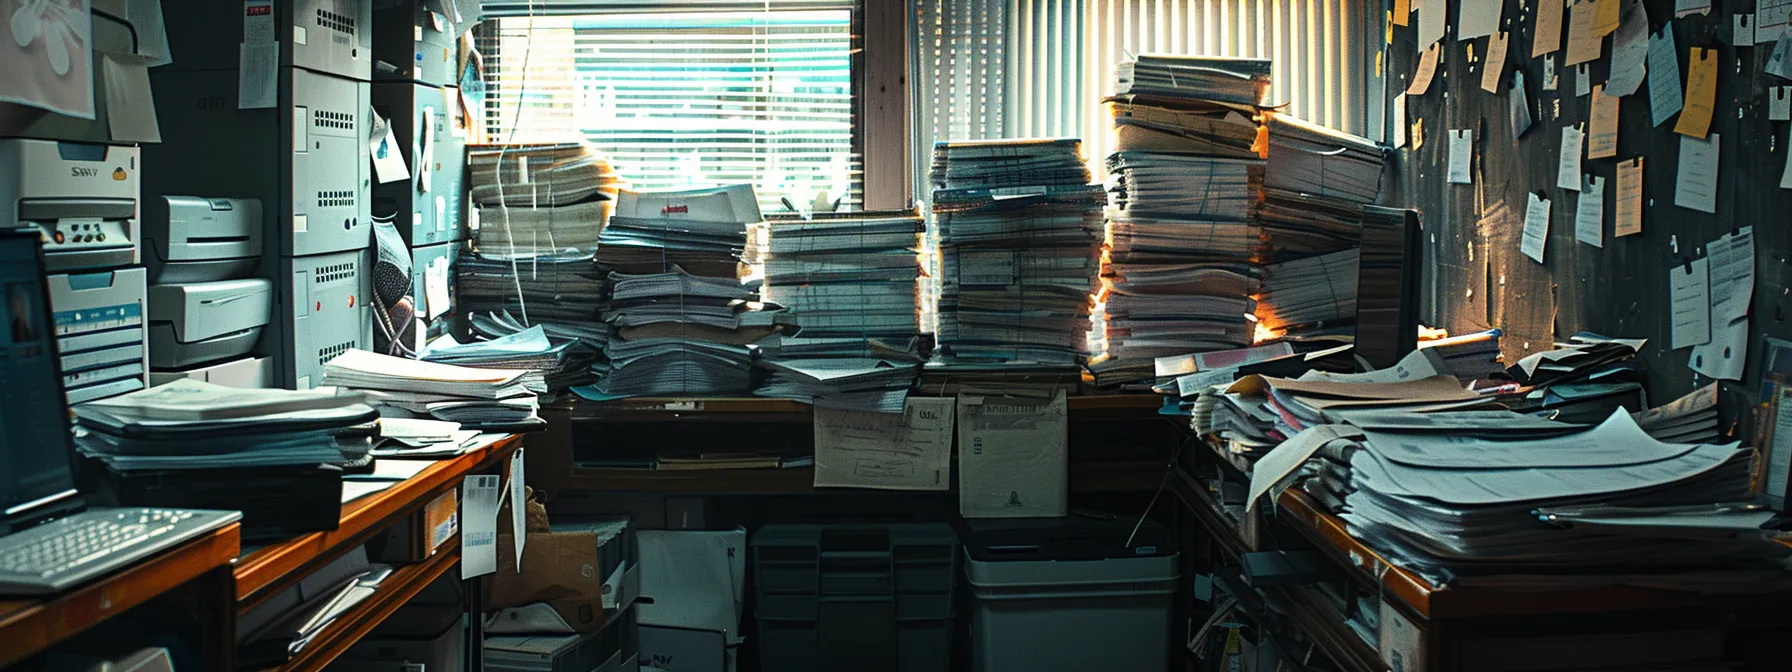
[468, 142, 626, 208]
[930, 139, 1104, 365]
[595, 185, 757, 279]
[1633, 383, 1721, 444]
[458, 251, 612, 352]
[754, 357, 921, 413]
[323, 349, 542, 428]
[1115, 55, 1273, 107]
[760, 210, 925, 348]
[1253, 410, 1787, 588]
[1416, 328, 1504, 383]
[1262, 113, 1385, 205]
[420, 326, 598, 395]
[72, 380, 377, 470]
[1254, 248, 1360, 329]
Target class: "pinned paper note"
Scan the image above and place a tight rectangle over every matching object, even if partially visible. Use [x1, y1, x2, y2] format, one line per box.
[238, 43, 278, 109]
[369, 110, 411, 184]
[1412, 117, 1426, 149]
[1510, 70, 1534, 137]
[1448, 129, 1474, 184]
[1522, 192, 1551, 263]
[1768, 33, 1792, 80]
[1535, 0, 1567, 57]
[1616, 157, 1644, 236]
[1394, 0, 1411, 26]
[1393, 94, 1408, 148]
[1595, 0, 1621, 36]
[1735, 13, 1758, 46]
[1558, 126, 1584, 191]
[1676, 0, 1711, 17]
[1761, 0, 1792, 43]
[461, 474, 500, 579]
[1605, 0, 1650, 96]
[1690, 318, 1749, 380]
[1771, 87, 1792, 121]
[1673, 133, 1719, 214]
[1575, 64, 1592, 97]
[1648, 25, 1683, 127]
[1460, 0, 1502, 41]
[1482, 31, 1511, 92]
[1574, 176, 1605, 247]
[425, 255, 452, 319]
[1566, 0, 1605, 65]
[1544, 55, 1560, 91]
[1706, 227, 1756, 323]
[1418, 0, 1448, 48]
[1674, 48, 1718, 138]
[1408, 43, 1442, 95]
[1670, 258, 1711, 349]
[1588, 85, 1620, 158]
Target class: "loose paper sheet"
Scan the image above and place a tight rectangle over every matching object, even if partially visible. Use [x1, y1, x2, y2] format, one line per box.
[426, 256, 452, 319]
[1648, 25, 1684, 127]
[958, 393, 1068, 518]
[370, 110, 411, 184]
[1566, 0, 1605, 65]
[1707, 227, 1757, 323]
[509, 448, 526, 568]
[1616, 157, 1644, 236]
[1669, 257, 1711, 349]
[462, 474, 500, 579]
[101, 53, 159, 143]
[1674, 133, 1719, 214]
[1419, 0, 1448, 48]
[1247, 425, 1361, 512]
[1535, 0, 1567, 57]
[1676, 0, 1711, 17]
[1675, 48, 1718, 138]
[1460, 0, 1502, 41]
[1482, 31, 1511, 92]
[1510, 70, 1534, 137]
[1588, 85, 1620, 158]
[1690, 317, 1748, 380]
[1522, 192, 1551, 263]
[237, 43, 278, 109]
[1768, 33, 1792, 80]
[814, 398, 955, 491]
[1408, 43, 1442, 94]
[1448, 129, 1474, 184]
[1558, 126, 1585, 190]
[1575, 176, 1606, 247]
[1393, 94, 1408, 148]
[1606, 0, 1651, 96]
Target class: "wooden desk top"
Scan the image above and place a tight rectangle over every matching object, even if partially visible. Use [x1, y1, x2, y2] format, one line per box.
[234, 434, 521, 610]
[0, 523, 241, 668]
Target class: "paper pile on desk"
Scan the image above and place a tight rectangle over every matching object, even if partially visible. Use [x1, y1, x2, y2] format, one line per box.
[754, 357, 921, 413]
[468, 142, 627, 254]
[71, 379, 377, 470]
[324, 349, 542, 429]
[458, 251, 612, 355]
[1499, 333, 1648, 423]
[422, 326, 598, 394]
[1116, 55, 1272, 106]
[760, 210, 924, 354]
[930, 139, 1104, 366]
[1415, 327, 1504, 383]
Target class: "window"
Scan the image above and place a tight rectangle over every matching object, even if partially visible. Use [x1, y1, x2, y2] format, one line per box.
[482, 7, 862, 211]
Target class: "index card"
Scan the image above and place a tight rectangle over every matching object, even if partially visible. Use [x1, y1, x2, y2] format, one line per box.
[1482, 30, 1511, 92]
[1648, 24, 1684, 127]
[1522, 192, 1551, 263]
[1559, 126, 1585, 191]
[1575, 175, 1606, 247]
[1616, 157, 1644, 236]
[1567, 0, 1605, 65]
[1588, 84, 1621, 158]
[1674, 48, 1718, 138]
[1670, 257, 1711, 349]
[1448, 129, 1474, 184]
[1409, 43, 1443, 94]
[1535, 0, 1567, 57]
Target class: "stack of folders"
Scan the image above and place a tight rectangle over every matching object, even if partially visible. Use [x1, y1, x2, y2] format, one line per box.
[1251, 115, 1383, 335]
[1115, 55, 1273, 107]
[1633, 383, 1721, 444]
[760, 210, 925, 353]
[71, 379, 377, 470]
[1260, 410, 1788, 590]
[584, 186, 783, 398]
[420, 325, 597, 395]
[458, 251, 613, 353]
[1254, 248, 1360, 328]
[322, 349, 542, 429]
[930, 139, 1104, 366]
[1416, 327, 1504, 383]
[1499, 335, 1649, 423]
[468, 143, 627, 253]
[754, 357, 921, 413]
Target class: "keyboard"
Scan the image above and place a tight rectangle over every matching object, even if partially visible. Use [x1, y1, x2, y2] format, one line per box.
[0, 507, 242, 595]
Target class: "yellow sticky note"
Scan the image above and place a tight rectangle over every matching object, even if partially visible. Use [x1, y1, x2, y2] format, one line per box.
[1412, 117, 1426, 150]
[1395, 0, 1411, 27]
[1615, 157, 1644, 237]
[1534, 0, 1566, 57]
[1674, 48, 1718, 138]
[1566, 0, 1604, 65]
[1482, 31, 1512, 93]
[1595, 0, 1621, 36]
[1588, 84, 1621, 158]
[1408, 43, 1442, 95]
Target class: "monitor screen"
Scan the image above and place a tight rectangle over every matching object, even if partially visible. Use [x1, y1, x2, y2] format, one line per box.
[1354, 207, 1421, 370]
[0, 234, 79, 524]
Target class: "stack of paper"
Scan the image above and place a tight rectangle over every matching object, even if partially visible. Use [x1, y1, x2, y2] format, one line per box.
[1498, 335, 1649, 423]
[1416, 328, 1504, 383]
[1263, 113, 1385, 205]
[595, 185, 757, 278]
[1254, 248, 1360, 328]
[1116, 55, 1273, 106]
[322, 349, 542, 428]
[420, 326, 597, 394]
[468, 142, 627, 208]
[72, 380, 377, 470]
[930, 140, 1104, 365]
[754, 357, 921, 413]
[1251, 114, 1383, 335]
[760, 210, 925, 351]
[457, 251, 612, 352]
[1633, 383, 1721, 444]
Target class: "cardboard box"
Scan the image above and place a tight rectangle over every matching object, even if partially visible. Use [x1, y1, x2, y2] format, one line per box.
[369, 486, 459, 564]
[491, 529, 639, 633]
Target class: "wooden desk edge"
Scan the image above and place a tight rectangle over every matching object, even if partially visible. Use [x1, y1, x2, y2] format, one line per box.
[273, 541, 461, 672]
[234, 434, 521, 607]
[0, 523, 241, 668]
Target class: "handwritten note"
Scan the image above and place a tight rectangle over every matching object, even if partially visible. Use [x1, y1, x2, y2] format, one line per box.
[1448, 129, 1474, 184]
[1535, 0, 1566, 57]
[1588, 85, 1620, 158]
[1574, 176, 1605, 247]
[1605, 0, 1651, 96]
[1408, 43, 1442, 94]
[1482, 30, 1511, 92]
[1674, 133, 1719, 214]
[1670, 257, 1711, 349]
[1558, 126, 1584, 191]
[1616, 157, 1644, 236]
[1648, 24, 1683, 127]
[1566, 0, 1605, 65]
[1675, 48, 1718, 137]
[1595, 0, 1621, 36]
[1460, 0, 1502, 41]
[1522, 192, 1551, 263]
[814, 398, 955, 491]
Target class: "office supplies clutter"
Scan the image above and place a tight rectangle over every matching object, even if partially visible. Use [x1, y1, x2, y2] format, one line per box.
[324, 348, 544, 429]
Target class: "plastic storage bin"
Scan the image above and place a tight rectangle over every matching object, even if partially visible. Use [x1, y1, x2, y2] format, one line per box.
[964, 517, 1178, 672]
[750, 523, 959, 672]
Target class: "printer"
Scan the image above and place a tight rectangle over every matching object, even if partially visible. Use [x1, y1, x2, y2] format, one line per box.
[148, 278, 275, 369]
[144, 196, 264, 284]
[0, 138, 141, 271]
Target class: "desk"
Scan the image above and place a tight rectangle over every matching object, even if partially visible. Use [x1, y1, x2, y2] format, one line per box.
[0, 523, 242, 668]
[236, 433, 521, 672]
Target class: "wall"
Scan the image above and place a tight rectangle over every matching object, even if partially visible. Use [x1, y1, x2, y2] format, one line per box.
[1387, 0, 1792, 424]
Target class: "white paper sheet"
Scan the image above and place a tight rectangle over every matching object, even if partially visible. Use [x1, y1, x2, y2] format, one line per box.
[1689, 316, 1748, 380]
[958, 392, 1068, 518]
[101, 53, 159, 143]
[1522, 192, 1551, 263]
[370, 109, 411, 184]
[1606, 0, 1651, 96]
[1673, 133, 1719, 214]
[814, 397, 955, 490]
[1247, 424, 1361, 512]
[1447, 129, 1473, 184]
[1648, 24, 1684, 126]
[1669, 257, 1711, 349]
[1393, 94, 1408, 148]
[509, 448, 526, 568]
[425, 255, 452, 319]
[1706, 226, 1756, 323]
[126, 0, 173, 67]
[237, 43, 278, 109]
[1574, 175, 1605, 247]
[1419, 0, 1448, 48]
[1558, 126, 1584, 190]
[1575, 63, 1592, 96]
[1459, 0, 1502, 40]
[461, 474, 500, 579]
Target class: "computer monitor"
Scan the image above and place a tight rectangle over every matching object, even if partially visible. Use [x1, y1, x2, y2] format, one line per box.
[1354, 206, 1422, 370]
[0, 230, 84, 535]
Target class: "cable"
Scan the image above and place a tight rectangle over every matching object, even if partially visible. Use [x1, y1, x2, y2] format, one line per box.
[491, 0, 539, 326]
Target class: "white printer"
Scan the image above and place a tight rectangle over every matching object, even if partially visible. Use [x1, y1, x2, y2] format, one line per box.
[147, 278, 275, 369]
[0, 138, 141, 271]
[145, 196, 264, 283]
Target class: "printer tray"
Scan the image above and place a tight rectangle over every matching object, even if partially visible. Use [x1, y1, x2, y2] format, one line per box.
[89, 462, 344, 542]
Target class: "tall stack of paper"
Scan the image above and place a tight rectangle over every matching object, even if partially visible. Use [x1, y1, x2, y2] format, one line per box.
[323, 349, 542, 428]
[930, 140, 1104, 365]
[760, 210, 925, 355]
[72, 380, 378, 470]
[1116, 55, 1273, 106]
[457, 252, 612, 350]
[1251, 113, 1384, 335]
[584, 185, 784, 398]
[468, 143, 627, 254]
[1254, 248, 1360, 328]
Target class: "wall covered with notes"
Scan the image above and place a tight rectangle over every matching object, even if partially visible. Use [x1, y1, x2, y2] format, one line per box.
[1388, 0, 1792, 422]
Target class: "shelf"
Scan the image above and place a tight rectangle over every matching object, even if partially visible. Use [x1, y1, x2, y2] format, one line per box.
[561, 394, 1166, 423]
[272, 541, 462, 672]
[0, 524, 241, 668]
[235, 434, 521, 610]
[557, 459, 1168, 495]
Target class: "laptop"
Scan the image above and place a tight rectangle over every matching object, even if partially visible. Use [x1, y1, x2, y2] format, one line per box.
[0, 229, 240, 595]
